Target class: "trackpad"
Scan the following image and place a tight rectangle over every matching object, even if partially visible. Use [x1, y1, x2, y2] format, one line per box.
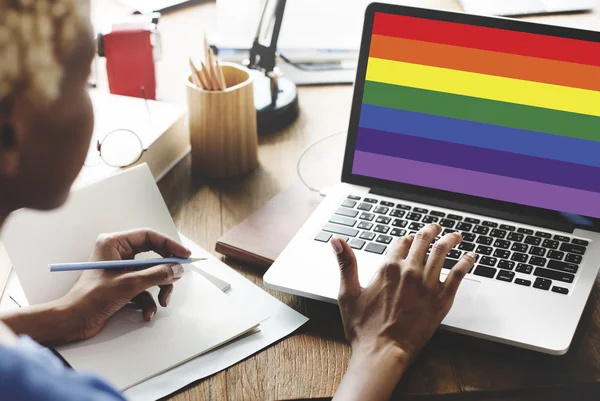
[441, 277, 481, 326]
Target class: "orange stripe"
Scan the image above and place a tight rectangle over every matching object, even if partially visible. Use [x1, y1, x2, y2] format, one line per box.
[370, 34, 600, 92]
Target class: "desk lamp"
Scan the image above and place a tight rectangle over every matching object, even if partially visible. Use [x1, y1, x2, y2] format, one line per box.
[246, 0, 299, 134]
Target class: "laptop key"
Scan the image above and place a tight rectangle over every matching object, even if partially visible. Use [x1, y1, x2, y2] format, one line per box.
[572, 239, 589, 246]
[349, 239, 366, 250]
[476, 236, 493, 245]
[498, 260, 515, 270]
[414, 207, 428, 214]
[323, 223, 358, 237]
[511, 243, 528, 253]
[535, 231, 552, 239]
[396, 204, 411, 210]
[493, 249, 510, 259]
[409, 222, 425, 231]
[524, 236, 542, 246]
[376, 235, 393, 244]
[480, 256, 497, 267]
[380, 201, 394, 207]
[462, 233, 476, 242]
[364, 198, 378, 204]
[374, 225, 390, 234]
[347, 195, 361, 200]
[456, 222, 473, 231]
[447, 214, 463, 221]
[482, 221, 498, 228]
[547, 250, 564, 261]
[554, 235, 570, 242]
[516, 263, 533, 274]
[560, 243, 586, 256]
[365, 242, 386, 254]
[542, 239, 559, 249]
[517, 228, 534, 235]
[474, 265, 497, 278]
[494, 239, 510, 249]
[376, 216, 391, 224]
[511, 252, 528, 262]
[357, 203, 373, 211]
[430, 211, 445, 217]
[529, 256, 547, 267]
[529, 246, 546, 257]
[390, 228, 407, 237]
[374, 206, 389, 215]
[473, 226, 489, 235]
[359, 231, 376, 241]
[341, 199, 357, 208]
[390, 209, 405, 218]
[534, 267, 574, 283]
[329, 215, 357, 227]
[490, 229, 507, 239]
[552, 286, 569, 295]
[476, 245, 493, 255]
[448, 249, 462, 259]
[314, 231, 332, 243]
[533, 278, 552, 291]
[359, 213, 375, 221]
[392, 219, 408, 228]
[507, 232, 524, 242]
[547, 260, 579, 274]
[336, 207, 358, 218]
[496, 270, 515, 282]
[458, 242, 476, 251]
[440, 219, 456, 228]
[333, 235, 349, 242]
[565, 254, 582, 264]
[422, 215, 439, 223]
[357, 221, 373, 230]
[465, 217, 481, 224]
[515, 278, 532, 287]
[442, 229, 458, 236]
[406, 213, 422, 221]
[500, 224, 516, 231]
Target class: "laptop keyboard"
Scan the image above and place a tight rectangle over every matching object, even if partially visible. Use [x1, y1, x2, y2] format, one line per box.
[314, 195, 591, 295]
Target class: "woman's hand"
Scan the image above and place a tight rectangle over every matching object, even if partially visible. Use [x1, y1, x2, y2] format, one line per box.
[331, 224, 476, 401]
[62, 228, 191, 341]
[0, 229, 191, 346]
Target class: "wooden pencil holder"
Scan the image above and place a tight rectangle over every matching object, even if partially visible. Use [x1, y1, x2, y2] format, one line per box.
[186, 63, 259, 179]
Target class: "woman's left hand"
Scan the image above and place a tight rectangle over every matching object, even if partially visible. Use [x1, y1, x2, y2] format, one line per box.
[61, 228, 192, 341]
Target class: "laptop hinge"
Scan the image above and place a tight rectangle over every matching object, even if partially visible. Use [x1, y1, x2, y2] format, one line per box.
[370, 187, 575, 233]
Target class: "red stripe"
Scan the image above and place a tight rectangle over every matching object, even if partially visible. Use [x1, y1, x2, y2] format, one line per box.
[373, 12, 600, 67]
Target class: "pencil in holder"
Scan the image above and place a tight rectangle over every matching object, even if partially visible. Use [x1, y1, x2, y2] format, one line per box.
[186, 62, 259, 179]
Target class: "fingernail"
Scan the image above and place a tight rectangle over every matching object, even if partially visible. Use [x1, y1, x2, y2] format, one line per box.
[330, 238, 344, 255]
[150, 311, 155, 321]
[171, 264, 184, 279]
[165, 291, 172, 306]
[467, 252, 477, 260]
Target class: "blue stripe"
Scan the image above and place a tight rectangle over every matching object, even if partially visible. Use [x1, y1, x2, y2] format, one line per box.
[358, 104, 600, 168]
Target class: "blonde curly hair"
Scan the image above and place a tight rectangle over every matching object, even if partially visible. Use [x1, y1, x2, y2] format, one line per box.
[0, 0, 90, 107]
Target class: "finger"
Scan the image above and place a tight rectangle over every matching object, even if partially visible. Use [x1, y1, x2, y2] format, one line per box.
[330, 237, 362, 300]
[442, 252, 477, 300]
[158, 284, 174, 307]
[407, 224, 442, 266]
[132, 291, 157, 321]
[125, 263, 184, 294]
[110, 228, 191, 259]
[424, 232, 463, 284]
[385, 235, 414, 264]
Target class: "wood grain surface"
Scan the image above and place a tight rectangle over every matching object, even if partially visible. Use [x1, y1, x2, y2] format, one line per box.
[87, 1, 600, 400]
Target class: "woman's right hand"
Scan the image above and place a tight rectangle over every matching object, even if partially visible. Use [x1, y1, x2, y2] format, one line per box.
[331, 224, 476, 401]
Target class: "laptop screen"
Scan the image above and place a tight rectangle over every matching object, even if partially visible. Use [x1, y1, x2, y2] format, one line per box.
[351, 11, 600, 220]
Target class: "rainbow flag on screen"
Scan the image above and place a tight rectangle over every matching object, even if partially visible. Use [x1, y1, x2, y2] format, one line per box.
[352, 12, 600, 218]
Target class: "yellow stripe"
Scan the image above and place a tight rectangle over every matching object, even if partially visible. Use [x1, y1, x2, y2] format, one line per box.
[366, 57, 600, 117]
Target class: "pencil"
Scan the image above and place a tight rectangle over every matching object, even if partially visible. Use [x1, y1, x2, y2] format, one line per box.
[49, 257, 207, 272]
[188, 57, 203, 88]
[200, 61, 215, 91]
[215, 59, 227, 90]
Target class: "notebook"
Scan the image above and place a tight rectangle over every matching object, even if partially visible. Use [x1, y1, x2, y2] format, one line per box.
[1, 164, 264, 390]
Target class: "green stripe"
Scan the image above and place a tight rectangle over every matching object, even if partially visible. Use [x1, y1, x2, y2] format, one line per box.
[363, 81, 600, 143]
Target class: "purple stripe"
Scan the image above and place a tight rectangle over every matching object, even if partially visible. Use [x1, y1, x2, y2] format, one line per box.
[352, 151, 600, 219]
[355, 127, 600, 193]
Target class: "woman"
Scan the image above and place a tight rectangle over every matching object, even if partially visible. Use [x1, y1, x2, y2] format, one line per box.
[0, 1, 475, 400]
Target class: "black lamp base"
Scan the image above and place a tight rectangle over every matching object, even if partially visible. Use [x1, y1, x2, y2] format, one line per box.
[251, 70, 299, 135]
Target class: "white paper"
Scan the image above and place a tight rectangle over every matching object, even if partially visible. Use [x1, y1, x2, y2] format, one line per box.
[58, 268, 260, 390]
[123, 234, 309, 401]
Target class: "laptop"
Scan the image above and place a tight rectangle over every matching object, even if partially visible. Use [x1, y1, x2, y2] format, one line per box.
[264, 3, 600, 355]
[459, 0, 595, 17]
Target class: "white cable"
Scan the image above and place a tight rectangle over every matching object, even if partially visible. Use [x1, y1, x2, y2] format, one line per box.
[296, 130, 346, 194]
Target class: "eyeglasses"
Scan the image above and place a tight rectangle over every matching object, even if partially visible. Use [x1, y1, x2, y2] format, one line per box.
[85, 129, 145, 168]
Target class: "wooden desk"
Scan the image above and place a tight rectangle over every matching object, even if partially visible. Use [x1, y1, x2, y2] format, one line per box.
[95, 1, 600, 400]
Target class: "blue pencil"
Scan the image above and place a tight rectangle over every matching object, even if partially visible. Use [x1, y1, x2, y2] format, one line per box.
[49, 257, 207, 272]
